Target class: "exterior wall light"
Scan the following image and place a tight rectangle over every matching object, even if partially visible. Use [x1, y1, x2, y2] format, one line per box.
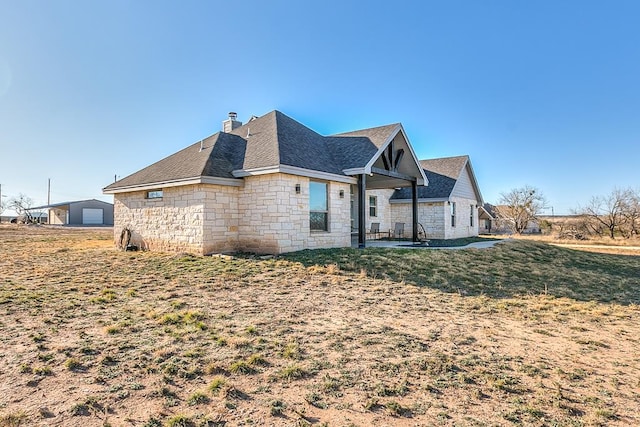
[339, 190, 345, 198]
[295, 184, 301, 194]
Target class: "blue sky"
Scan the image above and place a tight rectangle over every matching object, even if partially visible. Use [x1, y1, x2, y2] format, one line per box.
[1, 0, 639, 215]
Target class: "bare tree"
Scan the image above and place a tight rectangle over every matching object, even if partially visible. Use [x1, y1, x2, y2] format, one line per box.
[9, 193, 35, 223]
[579, 188, 629, 239]
[620, 188, 640, 238]
[495, 186, 547, 234]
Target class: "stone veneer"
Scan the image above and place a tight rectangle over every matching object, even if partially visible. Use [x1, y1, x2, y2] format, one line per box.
[113, 173, 351, 255]
[113, 184, 238, 254]
[237, 173, 351, 253]
[387, 201, 444, 239]
[444, 196, 480, 239]
[366, 189, 396, 237]
[388, 196, 479, 239]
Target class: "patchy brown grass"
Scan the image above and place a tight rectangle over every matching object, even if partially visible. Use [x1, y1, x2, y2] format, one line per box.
[1, 224, 639, 426]
[489, 233, 640, 256]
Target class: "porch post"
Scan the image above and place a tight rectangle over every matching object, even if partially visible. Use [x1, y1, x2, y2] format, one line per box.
[412, 180, 418, 243]
[358, 174, 366, 249]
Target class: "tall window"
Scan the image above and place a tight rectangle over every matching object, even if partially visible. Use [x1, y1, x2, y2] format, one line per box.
[450, 202, 456, 227]
[310, 181, 328, 231]
[470, 204, 474, 226]
[369, 196, 377, 217]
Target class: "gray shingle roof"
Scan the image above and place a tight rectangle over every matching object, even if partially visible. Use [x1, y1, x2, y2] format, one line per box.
[235, 111, 343, 175]
[332, 123, 400, 148]
[104, 110, 402, 191]
[103, 132, 246, 191]
[391, 155, 469, 200]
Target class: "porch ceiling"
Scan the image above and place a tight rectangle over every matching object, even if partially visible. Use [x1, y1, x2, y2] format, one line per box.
[365, 174, 414, 190]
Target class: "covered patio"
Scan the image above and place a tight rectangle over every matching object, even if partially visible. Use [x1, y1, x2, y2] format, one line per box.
[342, 125, 428, 248]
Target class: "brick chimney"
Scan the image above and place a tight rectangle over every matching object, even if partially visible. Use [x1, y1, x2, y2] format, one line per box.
[222, 112, 242, 132]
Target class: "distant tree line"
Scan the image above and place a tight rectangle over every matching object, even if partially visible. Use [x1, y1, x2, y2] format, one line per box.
[574, 187, 640, 239]
[493, 186, 640, 240]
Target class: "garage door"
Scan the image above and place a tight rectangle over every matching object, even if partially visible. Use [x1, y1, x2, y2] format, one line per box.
[82, 208, 104, 225]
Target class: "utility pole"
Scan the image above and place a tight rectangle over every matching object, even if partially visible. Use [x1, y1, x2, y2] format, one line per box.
[47, 178, 51, 205]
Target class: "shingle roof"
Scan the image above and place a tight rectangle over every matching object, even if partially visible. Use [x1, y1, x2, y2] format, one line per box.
[326, 123, 400, 171]
[391, 155, 469, 199]
[234, 111, 343, 175]
[104, 110, 403, 191]
[332, 123, 400, 149]
[482, 203, 497, 217]
[103, 132, 246, 191]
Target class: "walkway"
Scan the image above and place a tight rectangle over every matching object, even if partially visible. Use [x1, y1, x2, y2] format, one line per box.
[359, 239, 506, 250]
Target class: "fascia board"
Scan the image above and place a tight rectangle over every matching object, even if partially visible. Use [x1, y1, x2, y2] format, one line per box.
[233, 165, 357, 184]
[102, 176, 243, 194]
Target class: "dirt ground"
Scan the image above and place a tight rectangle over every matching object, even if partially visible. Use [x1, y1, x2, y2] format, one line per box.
[1, 225, 639, 426]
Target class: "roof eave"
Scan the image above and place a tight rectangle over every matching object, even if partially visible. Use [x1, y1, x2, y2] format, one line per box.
[232, 165, 357, 184]
[351, 125, 427, 186]
[390, 197, 450, 204]
[103, 176, 243, 194]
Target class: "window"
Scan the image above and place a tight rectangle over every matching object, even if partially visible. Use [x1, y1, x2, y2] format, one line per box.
[310, 181, 328, 231]
[146, 190, 163, 199]
[369, 196, 377, 217]
[470, 204, 474, 227]
[450, 202, 456, 227]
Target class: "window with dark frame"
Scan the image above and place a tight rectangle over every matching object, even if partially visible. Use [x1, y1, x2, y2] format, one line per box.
[451, 202, 456, 227]
[309, 181, 328, 231]
[470, 204, 474, 226]
[369, 195, 377, 217]
[146, 190, 163, 199]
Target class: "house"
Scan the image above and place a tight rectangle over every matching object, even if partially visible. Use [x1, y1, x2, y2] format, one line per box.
[366, 155, 484, 240]
[486, 203, 542, 234]
[29, 199, 114, 226]
[479, 203, 495, 234]
[103, 111, 428, 254]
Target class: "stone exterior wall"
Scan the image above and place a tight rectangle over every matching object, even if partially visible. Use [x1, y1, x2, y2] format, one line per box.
[114, 184, 240, 254]
[308, 179, 351, 251]
[366, 189, 395, 237]
[201, 186, 241, 254]
[389, 198, 479, 240]
[237, 173, 350, 253]
[443, 196, 480, 239]
[388, 201, 445, 239]
[113, 173, 351, 255]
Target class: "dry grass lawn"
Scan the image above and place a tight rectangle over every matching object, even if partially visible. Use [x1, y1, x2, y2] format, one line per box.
[1, 225, 639, 427]
[489, 233, 640, 256]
